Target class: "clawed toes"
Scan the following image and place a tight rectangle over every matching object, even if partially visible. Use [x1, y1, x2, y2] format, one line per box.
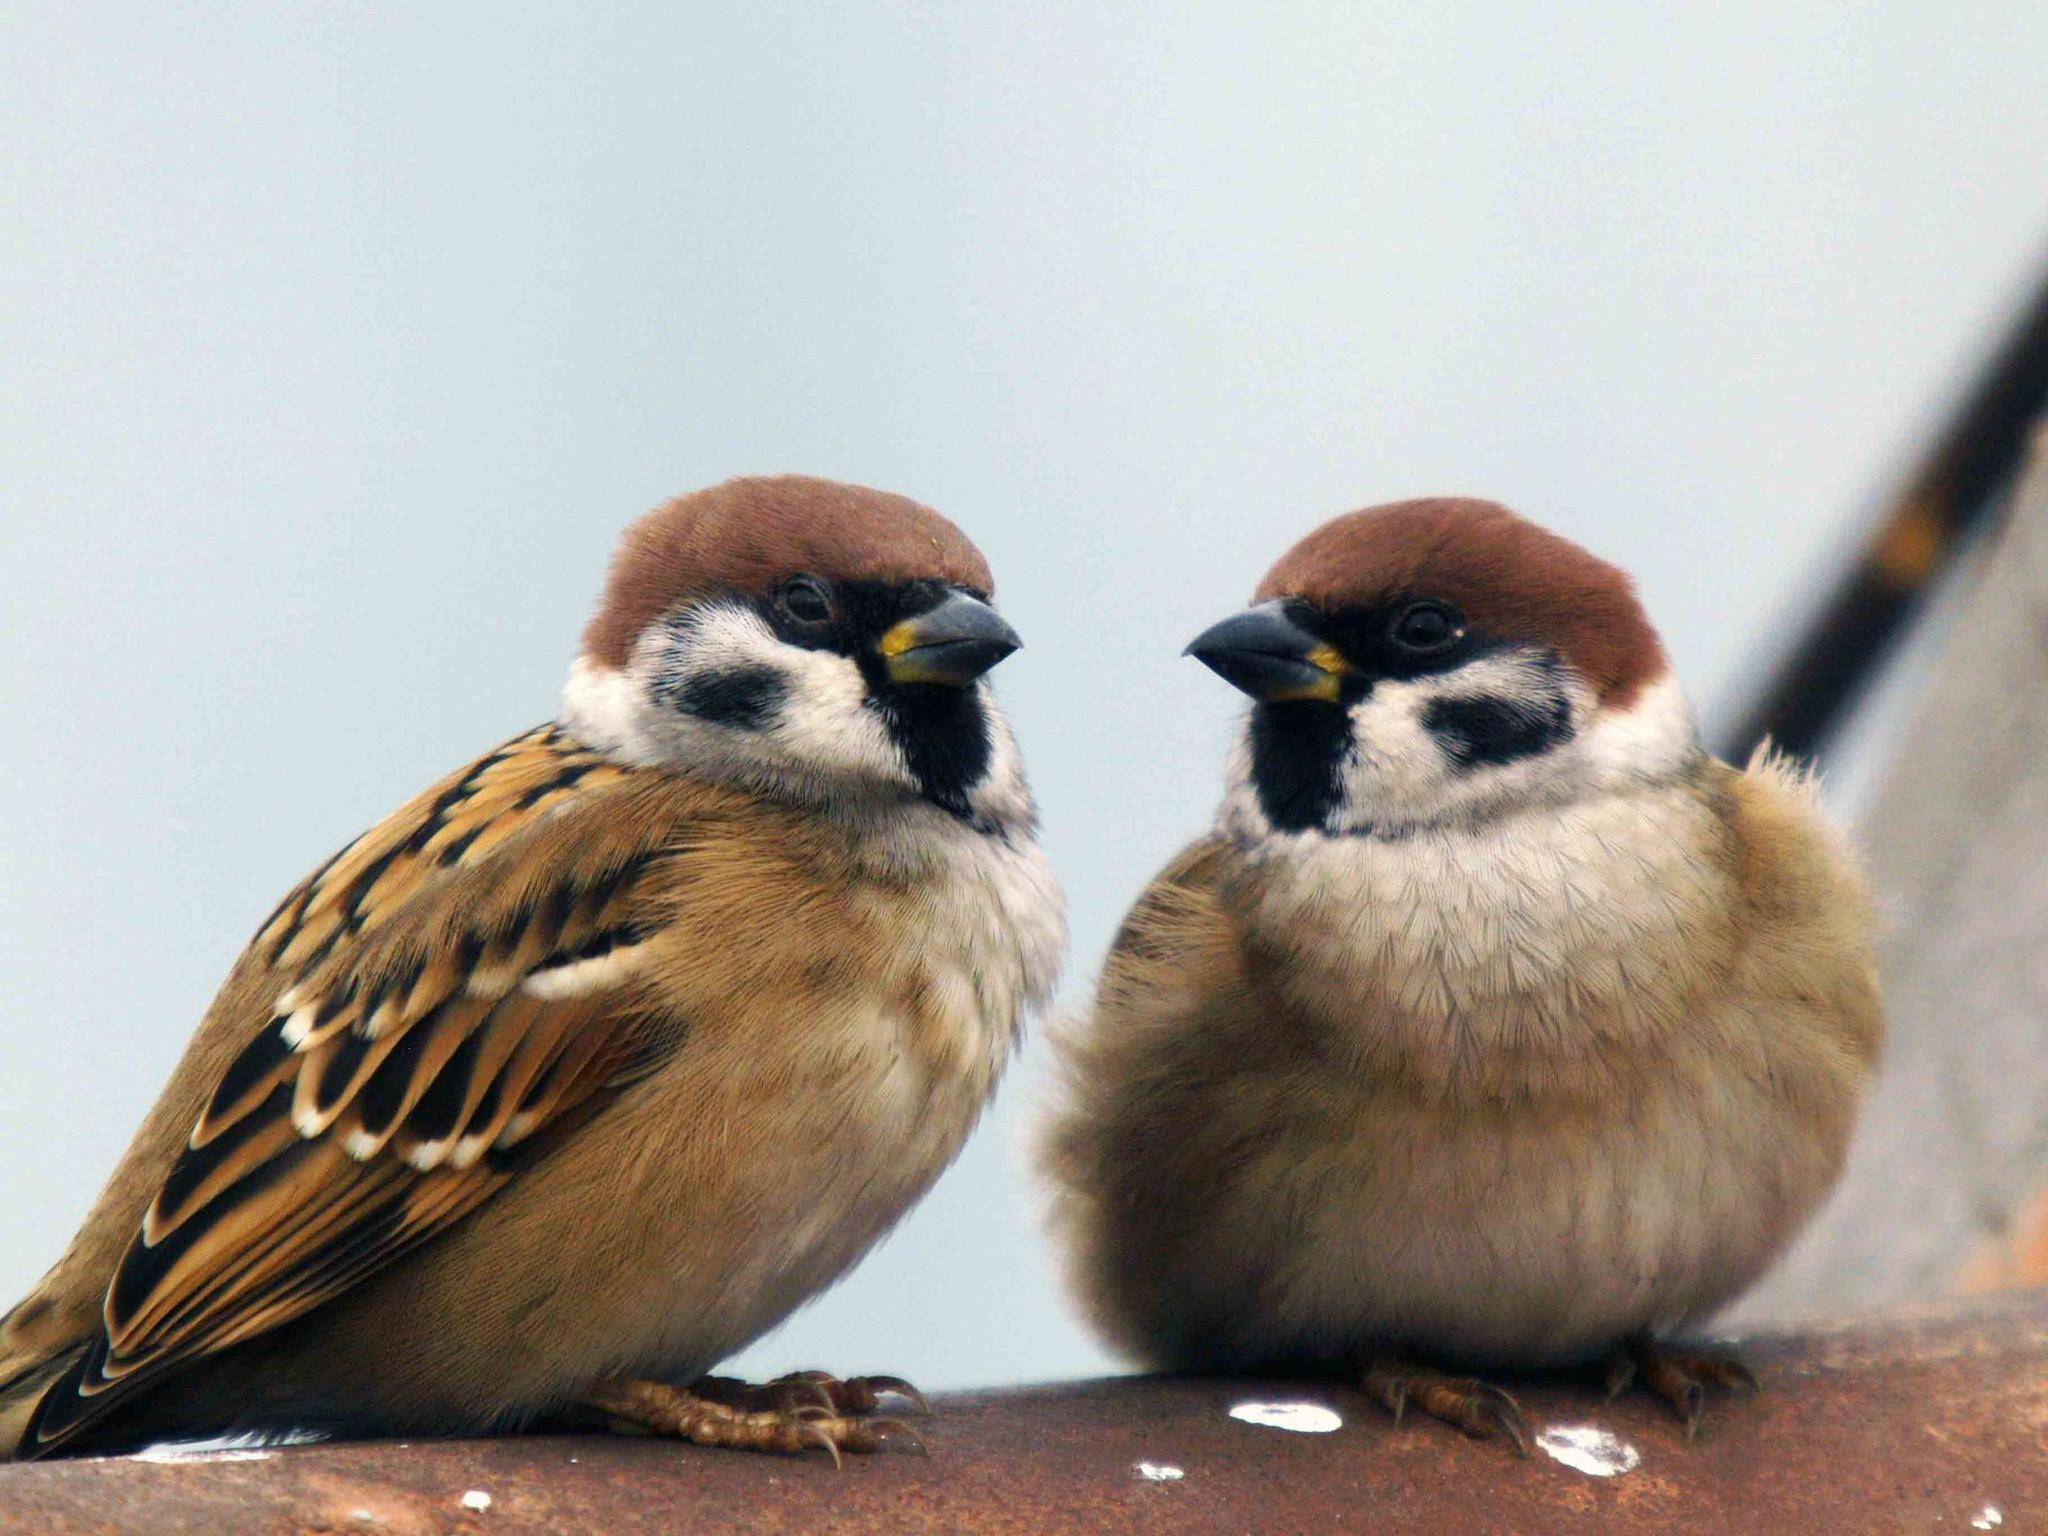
[586, 1374, 936, 1462]
[1678, 1382, 1706, 1443]
[860, 1417, 930, 1456]
[782, 1409, 921, 1458]
[1693, 1355, 1759, 1395]
[796, 1420, 845, 1469]
[767, 1369, 932, 1419]
[805, 1415, 927, 1460]
[778, 1379, 839, 1414]
[851, 1374, 933, 1417]
[1361, 1360, 1529, 1458]
[792, 1413, 925, 1464]
[1473, 1385, 1531, 1457]
[1602, 1354, 1636, 1402]
[1610, 1338, 1759, 1439]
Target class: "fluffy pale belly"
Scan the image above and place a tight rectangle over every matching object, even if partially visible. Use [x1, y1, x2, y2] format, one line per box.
[1223, 1074, 1832, 1369]
[647, 1096, 988, 1375]
[610, 1024, 1007, 1382]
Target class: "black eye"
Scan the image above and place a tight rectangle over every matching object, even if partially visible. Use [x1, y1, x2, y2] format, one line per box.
[778, 577, 836, 626]
[1391, 601, 1462, 654]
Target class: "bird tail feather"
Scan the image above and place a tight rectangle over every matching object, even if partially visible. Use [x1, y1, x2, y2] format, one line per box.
[0, 1348, 84, 1460]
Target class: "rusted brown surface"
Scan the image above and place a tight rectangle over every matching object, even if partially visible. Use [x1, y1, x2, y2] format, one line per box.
[2, 1292, 2043, 1535]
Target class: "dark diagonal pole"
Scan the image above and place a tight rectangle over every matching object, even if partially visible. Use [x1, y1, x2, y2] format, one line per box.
[1718, 259, 2048, 764]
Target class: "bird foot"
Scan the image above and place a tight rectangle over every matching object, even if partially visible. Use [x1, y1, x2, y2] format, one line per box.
[694, 1368, 931, 1419]
[582, 1375, 928, 1464]
[1602, 1335, 1757, 1440]
[1360, 1358, 1530, 1456]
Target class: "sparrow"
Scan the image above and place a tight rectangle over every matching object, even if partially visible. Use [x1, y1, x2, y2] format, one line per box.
[0, 475, 1065, 1460]
[1038, 497, 1882, 1450]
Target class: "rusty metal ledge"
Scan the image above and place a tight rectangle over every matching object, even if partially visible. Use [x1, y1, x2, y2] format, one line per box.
[2, 1291, 2044, 1534]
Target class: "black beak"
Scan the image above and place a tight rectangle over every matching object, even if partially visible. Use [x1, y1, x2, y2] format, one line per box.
[1184, 601, 1349, 703]
[879, 590, 1022, 687]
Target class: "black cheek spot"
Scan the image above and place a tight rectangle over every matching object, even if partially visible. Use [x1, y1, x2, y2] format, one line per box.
[670, 666, 788, 731]
[1424, 692, 1574, 769]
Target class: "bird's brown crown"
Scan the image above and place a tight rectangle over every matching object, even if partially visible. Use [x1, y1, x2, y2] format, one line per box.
[1254, 497, 1665, 705]
[584, 476, 994, 667]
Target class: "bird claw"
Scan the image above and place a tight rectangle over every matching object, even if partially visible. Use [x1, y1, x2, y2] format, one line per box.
[793, 1414, 924, 1460]
[1602, 1354, 1637, 1402]
[798, 1419, 844, 1469]
[1700, 1354, 1760, 1396]
[1679, 1381, 1706, 1443]
[757, 1368, 932, 1418]
[1474, 1384, 1531, 1457]
[852, 1374, 933, 1417]
[1607, 1337, 1759, 1440]
[861, 1417, 930, 1457]
[784, 1379, 838, 1415]
[1361, 1359, 1530, 1458]
[583, 1374, 933, 1462]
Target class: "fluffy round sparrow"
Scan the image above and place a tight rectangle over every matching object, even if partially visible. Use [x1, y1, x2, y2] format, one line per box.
[0, 475, 1065, 1460]
[1039, 497, 1882, 1449]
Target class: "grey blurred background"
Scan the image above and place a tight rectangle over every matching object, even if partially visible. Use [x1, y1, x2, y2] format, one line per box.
[4, 4, 2048, 1391]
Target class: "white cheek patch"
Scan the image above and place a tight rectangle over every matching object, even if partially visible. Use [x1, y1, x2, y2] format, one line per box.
[1330, 650, 1587, 834]
[1338, 680, 1452, 821]
[1578, 671, 1698, 786]
[1218, 656, 1699, 840]
[749, 635, 899, 780]
[559, 599, 1045, 837]
[559, 602, 914, 794]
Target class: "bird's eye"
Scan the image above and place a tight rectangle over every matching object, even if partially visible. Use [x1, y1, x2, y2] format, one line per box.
[1391, 601, 1463, 654]
[778, 577, 836, 626]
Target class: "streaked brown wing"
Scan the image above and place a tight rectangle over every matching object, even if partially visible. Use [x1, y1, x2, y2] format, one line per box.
[24, 725, 688, 1455]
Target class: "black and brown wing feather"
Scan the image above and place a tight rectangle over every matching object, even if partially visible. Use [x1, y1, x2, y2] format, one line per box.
[21, 725, 691, 1456]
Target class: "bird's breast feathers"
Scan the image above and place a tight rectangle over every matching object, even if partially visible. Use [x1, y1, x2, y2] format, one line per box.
[847, 807, 1067, 1109]
[1223, 771, 1743, 1092]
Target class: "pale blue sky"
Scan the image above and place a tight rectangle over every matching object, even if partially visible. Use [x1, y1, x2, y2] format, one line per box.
[4, 3, 2046, 1389]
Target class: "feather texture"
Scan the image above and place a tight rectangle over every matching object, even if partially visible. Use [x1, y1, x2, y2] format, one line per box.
[0, 477, 1065, 1461]
[1040, 756, 1882, 1373]
[4, 716, 1061, 1458]
[21, 726, 681, 1454]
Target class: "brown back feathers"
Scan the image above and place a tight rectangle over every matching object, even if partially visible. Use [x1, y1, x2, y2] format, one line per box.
[583, 476, 995, 667]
